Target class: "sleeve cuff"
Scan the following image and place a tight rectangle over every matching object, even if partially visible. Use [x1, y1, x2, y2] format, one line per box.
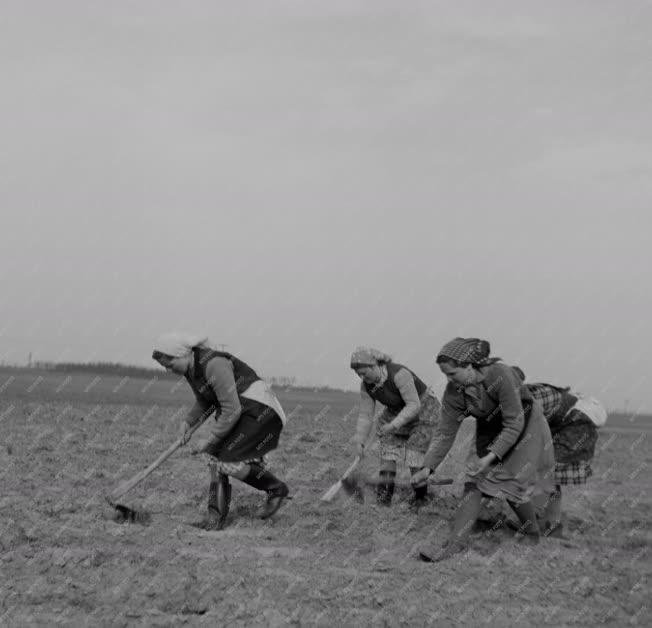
[487, 445, 504, 460]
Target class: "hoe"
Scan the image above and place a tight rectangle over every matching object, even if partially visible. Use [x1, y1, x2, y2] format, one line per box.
[106, 421, 203, 522]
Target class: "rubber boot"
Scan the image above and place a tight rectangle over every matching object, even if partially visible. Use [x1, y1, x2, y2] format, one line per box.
[206, 472, 231, 530]
[376, 470, 396, 506]
[193, 466, 231, 530]
[192, 467, 231, 530]
[408, 467, 428, 511]
[419, 484, 482, 562]
[540, 486, 564, 538]
[508, 500, 541, 545]
[242, 464, 289, 519]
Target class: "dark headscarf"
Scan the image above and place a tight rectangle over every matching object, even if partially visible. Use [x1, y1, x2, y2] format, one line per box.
[437, 337, 501, 367]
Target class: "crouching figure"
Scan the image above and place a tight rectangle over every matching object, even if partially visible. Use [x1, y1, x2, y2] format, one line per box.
[153, 333, 289, 530]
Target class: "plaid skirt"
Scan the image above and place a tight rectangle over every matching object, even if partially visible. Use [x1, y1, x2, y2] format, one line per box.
[550, 408, 598, 485]
[377, 392, 440, 455]
[555, 459, 593, 485]
[378, 441, 425, 468]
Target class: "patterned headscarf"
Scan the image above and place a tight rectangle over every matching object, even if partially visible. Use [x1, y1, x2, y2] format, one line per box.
[350, 346, 392, 369]
[153, 332, 212, 359]
[436, 337, 501, 367]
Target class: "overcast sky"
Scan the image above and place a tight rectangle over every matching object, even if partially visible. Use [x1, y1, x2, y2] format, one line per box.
[1, 1, 651, 411]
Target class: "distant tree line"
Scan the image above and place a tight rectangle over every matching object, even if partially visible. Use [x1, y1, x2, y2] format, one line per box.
[266, 376, 298, 387]
[0, 361, 353, 393]
[27, 361, 179, 380]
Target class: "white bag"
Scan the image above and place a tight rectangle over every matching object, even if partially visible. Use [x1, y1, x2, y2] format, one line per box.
[571, 394, 608, 427]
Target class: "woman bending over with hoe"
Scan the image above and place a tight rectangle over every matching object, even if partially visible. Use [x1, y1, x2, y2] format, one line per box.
[153, 332, 289, 530]
[350, 347, 440, 510]
[413, 338, 554, 562]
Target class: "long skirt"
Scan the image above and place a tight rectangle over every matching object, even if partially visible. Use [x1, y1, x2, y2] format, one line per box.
[472, 400, 555, 504]
[205, 397, 284, 464]
[377, 391, 440, 466]
[550, 408, 598, 485]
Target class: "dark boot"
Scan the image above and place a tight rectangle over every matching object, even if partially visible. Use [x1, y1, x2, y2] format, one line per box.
[193, 470, 231, 530]
[508, 500, 541, 545]
[408, 484, 428, 512]
[542, 521, 565, 539]
[341, 475, 365, 503]
[408, 467, 428, 511]
[242, 464, 289, 519]
[419, 484, 482, 562]
[208, 473, 231, 530]
[540, 486, 564, 538]
[450, 484, 484, 541]
[376, 470, 396, 506]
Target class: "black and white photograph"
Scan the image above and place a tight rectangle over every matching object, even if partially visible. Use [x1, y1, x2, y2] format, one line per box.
[1, 1, 650, 626]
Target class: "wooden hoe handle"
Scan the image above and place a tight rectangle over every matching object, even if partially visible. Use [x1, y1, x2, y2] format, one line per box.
[108, 420, 204, 504]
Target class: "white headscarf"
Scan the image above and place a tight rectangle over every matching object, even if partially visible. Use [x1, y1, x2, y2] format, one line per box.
[350, 346, 392, 368]
[153, 332, 212, 358]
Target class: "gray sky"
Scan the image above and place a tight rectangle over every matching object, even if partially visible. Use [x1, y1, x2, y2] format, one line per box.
[1, 1, 651, 411]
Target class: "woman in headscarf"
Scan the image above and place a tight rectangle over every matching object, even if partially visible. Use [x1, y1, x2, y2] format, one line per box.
[524, 380, 601, 537]
[350, 347, 441, 509]
[413, 338, 555, 562]
[152, 332, 289, 530]
[468, 373, 602, 538]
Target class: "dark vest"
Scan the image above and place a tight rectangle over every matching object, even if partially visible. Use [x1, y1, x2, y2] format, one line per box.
[363, 362, 428, 413]
[185, 347, 260, 412]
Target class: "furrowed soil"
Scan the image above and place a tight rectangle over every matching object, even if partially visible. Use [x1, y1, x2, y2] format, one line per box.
[0, 370, 650, 626]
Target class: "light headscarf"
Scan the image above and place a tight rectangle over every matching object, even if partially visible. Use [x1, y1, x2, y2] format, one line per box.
[436, 337, 501, 367]
[153, 332, 212, 359]
[350, 346, 392, 369]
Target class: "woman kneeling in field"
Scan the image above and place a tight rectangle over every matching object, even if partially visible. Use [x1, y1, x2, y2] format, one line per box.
[413, 338, 555, 562]
[526, 381, 602, 537]
[350, 347, 440, 509]
[153, 333, 289, 530]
